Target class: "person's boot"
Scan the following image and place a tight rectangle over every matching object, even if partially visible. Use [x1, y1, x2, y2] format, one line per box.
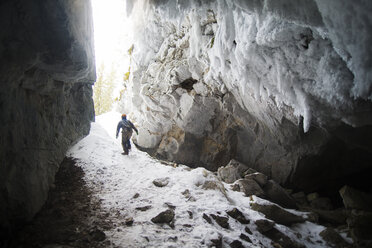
[123, 147, 129, 155]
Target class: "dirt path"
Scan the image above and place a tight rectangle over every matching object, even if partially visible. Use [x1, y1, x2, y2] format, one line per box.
[8, 157, 115, 248]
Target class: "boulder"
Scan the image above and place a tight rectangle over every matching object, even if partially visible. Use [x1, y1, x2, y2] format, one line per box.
[202, 180, 219, 190]
[136, 206, 152, 211]
[153, 177, 170, 187]
[217, 160, 243, 183]
[244, 172, 268, 187]
[151, 209, 175, 224]
[229, 240, 244, 248]
[307, 192, 320, 202]
[239, 233, 252, 243]
[251, 203, 305, 226]
[347, 210, 372, 245]
[226, 208, 250, 224]
[310, 197, 333, 210]
[319, 227, 351, 248]
[245, 226, 253, 235]
[291, 191, 308, 206]
[309, 208, 349, 225]
[263, 180, 297, 209]
[339, 185, 372, 211]
[210, 214, 230, 229]
[255, 219, 275, 233]
[202, 213, 212, 224]
[263, 227, 306, 248]
[210, 235, 223, 248]
[236, 179, 265, 197]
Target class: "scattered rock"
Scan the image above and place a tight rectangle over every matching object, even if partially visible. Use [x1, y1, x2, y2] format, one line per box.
[307, 208, 349, 225]
[339, 185, 372, 211]
[217, 163, 241, 183]
[210, 235, 222, 248]
[89, 227, 106, 242]
[263, 180, 297, 209]
[245, 226, 253, 235]
[168, 236, 178, 242]
[229, 240, 244, 248]
[230, 183, 240, 192]
[320, 227, 351, 248]
[307, 192, 320, 202]
[181, 189, 190, 197]
[304, 211, 319, 223]
[211, 214, 230, 229]
[226, 208, 250, 224]
[132, 193, 140, 199]
[151, 209, 175, 224]
[136, 205, 152, 211]
[236, 179, 265, 197]
[244, 172, 268, 187]
[182, 189, 197, 202]
[203, 213, 212, 224]
[202, 180, 220, 190]
[264, 228, 306, 248]
[243, 168, 257, 176]
[292, 191, 308, 206]
[153, 177, 170, 187]
[187, 210, 193, 219]
[310, 197, 333, 210]
[124, 217, 134, 226]
[347, 210, 372, 246]
[164, 202, 176, 209]
[271, 242, 282, 248]
[251, 203, 305, 226]
[239, 233, 252, 243]
[187, 196, 197, 202]
[255, 219, 275, 233]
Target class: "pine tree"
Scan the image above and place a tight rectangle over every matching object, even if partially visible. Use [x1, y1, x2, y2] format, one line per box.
[93, 63, 116, 115]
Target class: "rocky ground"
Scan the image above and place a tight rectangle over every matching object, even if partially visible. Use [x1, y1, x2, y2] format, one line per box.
[5, 112, 371, 248]
[7, 157, 115, 248]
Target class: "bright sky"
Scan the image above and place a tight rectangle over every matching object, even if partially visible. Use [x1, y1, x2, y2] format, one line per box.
[91, 0, 132, 86]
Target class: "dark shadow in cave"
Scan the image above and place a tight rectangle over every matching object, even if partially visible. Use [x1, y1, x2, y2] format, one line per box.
[290, 124, 372, 207]
[5, 157, 112, 248]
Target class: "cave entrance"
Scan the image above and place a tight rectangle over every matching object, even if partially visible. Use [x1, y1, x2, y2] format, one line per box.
[91, 0, 131, 116]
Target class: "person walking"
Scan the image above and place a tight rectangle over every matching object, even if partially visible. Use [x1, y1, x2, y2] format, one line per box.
[116, 114, 138, 155]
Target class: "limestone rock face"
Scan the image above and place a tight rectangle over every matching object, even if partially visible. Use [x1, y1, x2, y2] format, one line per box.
[120, 0, 372, 194]
[0, 0, 95, 232]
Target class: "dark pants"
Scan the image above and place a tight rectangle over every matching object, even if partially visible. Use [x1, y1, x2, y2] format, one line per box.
[121, 129, 133, 154]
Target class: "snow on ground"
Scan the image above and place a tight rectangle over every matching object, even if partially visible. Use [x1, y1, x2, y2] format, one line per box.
[67, 111, 329, 248]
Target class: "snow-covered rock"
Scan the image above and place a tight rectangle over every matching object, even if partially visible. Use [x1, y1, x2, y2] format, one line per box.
[119, 0, 372, 192]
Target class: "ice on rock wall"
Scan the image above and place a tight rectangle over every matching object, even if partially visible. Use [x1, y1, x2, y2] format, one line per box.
[120, 0, 372, 147]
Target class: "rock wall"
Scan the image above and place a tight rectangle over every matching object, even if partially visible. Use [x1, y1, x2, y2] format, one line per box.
[119, 0, 372, 195]
[0, 0, 95, 234]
